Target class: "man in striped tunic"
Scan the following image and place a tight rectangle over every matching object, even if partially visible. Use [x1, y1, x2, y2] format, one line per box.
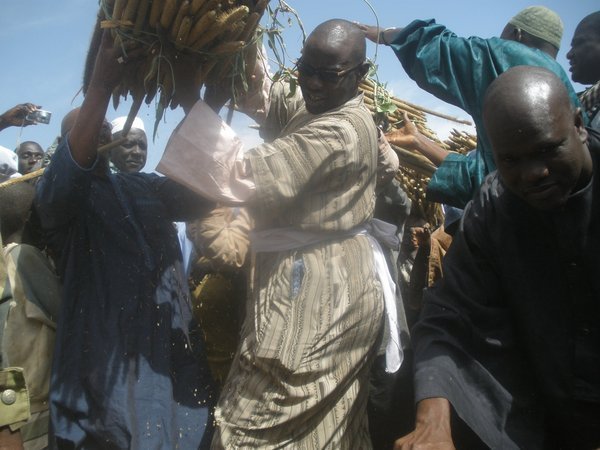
[161, 19, 395, 449]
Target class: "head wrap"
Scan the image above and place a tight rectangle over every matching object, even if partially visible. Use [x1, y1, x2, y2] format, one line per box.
[110, 116, 146, 135]
[508, 6, 563, 49]
[0, 145, 19, 179]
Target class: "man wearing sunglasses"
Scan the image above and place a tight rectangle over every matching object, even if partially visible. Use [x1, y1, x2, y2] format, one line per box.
[295, 57, 367, 113]
[161, 18, 402, 449]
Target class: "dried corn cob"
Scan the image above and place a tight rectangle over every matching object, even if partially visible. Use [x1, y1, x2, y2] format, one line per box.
[92, 0, 269, 136]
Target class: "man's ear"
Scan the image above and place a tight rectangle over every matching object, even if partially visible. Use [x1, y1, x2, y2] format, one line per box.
[514, 27, 523, 43]
[574, 107, 589, 144]
[358, 62, 371, 80]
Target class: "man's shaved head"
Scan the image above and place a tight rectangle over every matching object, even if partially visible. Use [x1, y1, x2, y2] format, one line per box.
[307, 19, 367, 66]
[483, 66, 591, 210]
[298, 19, 369, 114]
[484, 65, 572, 128]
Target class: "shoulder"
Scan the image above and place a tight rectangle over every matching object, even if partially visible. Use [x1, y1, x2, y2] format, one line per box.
[460, 171, 516, 235]
[587, 128, 600, 153]
[324, 96, 377, 136]
[283, 96, 377, 145]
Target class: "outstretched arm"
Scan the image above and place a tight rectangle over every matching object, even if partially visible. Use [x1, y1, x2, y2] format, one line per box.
[386, 112, 449, 167]
[355, 23, 404, 46]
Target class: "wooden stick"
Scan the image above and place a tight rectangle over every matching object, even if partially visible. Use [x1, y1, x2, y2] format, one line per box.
[0, 137, 129, 189]
[98, 137, 128, 154]
[0, 168, 45, 188]
[361, 80, 473, 126]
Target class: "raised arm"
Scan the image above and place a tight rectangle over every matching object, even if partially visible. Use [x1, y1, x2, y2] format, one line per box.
[35, 30, 140, 232]
[68, 30, 136, 168]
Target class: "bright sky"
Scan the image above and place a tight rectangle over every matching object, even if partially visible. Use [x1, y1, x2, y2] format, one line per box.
[1, 0, 597, 172]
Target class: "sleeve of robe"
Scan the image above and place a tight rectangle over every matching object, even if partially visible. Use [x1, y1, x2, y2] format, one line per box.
[159, 95, 375, 220]
[35, 138, 96, 231]
[244, 106, 373, 220]
[376, 130, 399, 192]
[190, 205, 253, 270]
[411, 175, 545, 449]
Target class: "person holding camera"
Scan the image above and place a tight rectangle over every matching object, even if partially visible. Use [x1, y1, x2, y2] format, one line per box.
[0, 104, 42, 132]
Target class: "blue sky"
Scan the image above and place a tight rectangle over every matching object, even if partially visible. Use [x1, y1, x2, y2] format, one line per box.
[1, 0, 597, 172]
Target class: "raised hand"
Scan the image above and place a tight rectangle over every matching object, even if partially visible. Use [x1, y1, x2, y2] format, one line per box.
[354, 23, 381, 43]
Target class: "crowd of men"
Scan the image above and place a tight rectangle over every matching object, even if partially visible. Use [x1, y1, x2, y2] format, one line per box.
[0, 6, 599, 450]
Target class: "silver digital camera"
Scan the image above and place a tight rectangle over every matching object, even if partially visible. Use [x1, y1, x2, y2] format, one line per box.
[26, 109, 52, 125]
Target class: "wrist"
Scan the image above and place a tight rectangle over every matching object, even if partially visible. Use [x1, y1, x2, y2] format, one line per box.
[379, 28, 394, 45]
[415, 397, 452, 426]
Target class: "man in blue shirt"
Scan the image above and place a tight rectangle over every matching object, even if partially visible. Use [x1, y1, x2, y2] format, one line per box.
[35, 31, 215, 449]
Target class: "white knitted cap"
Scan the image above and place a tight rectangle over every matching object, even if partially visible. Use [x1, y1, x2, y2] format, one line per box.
[110, 116, 146, 134]
[0, 145, 18, 177]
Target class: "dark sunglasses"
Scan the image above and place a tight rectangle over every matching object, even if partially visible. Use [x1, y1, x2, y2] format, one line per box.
[296, 59, 364, 83]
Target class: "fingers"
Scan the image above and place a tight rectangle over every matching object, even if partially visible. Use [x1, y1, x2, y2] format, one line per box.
[353, 22, 379, 42]
[21, 103, 40, 114]
[1, 103, 40, 127]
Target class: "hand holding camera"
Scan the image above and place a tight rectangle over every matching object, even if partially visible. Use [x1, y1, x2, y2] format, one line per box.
[0, 103, 51, 130]
[25, 109, 52, 125]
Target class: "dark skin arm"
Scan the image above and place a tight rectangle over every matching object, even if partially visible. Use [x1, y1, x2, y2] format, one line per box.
[68, 30, 139, 168]
[394, 397, 456, 450]
[0, 103, 40, 131]
[386, 112, 449, 167]
[170, 53, 202, 115]
[356, 24, 450, 167]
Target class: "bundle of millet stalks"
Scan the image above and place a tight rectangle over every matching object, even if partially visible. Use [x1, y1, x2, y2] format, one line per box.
[84, 0, 269, 135]
[360, 78, 476, 226]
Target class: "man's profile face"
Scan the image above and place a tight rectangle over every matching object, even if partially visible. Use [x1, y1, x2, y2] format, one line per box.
[110, 128, 148, 173]
[16, 142, 44, 174]
[492, 105, 589, 211]
[297, 35, 364, 114]
[566, 21, 600, 85]
[499, 23, 519, 42]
